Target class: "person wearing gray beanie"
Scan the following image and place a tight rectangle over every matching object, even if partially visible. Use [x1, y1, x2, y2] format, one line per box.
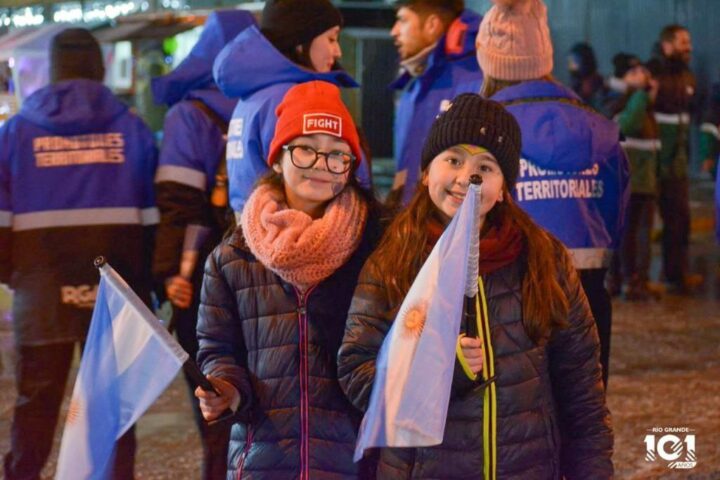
[475, 0, 630, 390]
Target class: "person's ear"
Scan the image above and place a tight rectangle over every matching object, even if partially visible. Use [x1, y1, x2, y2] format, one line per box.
[421, 171, 429, 186]
[423, 13, 443, 39]
[661, 40, 673, 56]
[272, 162, 282, 174]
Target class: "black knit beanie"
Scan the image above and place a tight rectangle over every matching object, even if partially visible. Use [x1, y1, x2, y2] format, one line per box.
[261, 0, 343, 55]
[50, 28, 104, 83]
[420, 94, 522, 188]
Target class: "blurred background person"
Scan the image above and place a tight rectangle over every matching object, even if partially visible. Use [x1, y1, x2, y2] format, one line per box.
[387, 0, 484, 207]
[151, 10, 256, 479]
[0, 28, 157, 480]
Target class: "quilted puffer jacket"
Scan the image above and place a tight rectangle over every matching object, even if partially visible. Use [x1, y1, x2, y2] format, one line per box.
[338, 250, 613, 479]
[197, 211, 381, 479]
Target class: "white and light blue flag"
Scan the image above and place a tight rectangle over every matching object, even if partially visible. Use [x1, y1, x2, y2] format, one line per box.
[354, 183, 482, 461]
[55, 262, 188, 480]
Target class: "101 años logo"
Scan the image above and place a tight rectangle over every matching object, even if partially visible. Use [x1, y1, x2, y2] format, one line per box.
[644, 427, 697, 469]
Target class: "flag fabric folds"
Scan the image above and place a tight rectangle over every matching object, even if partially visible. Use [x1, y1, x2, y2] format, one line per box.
[55, 262, 188, 480]
[354, 185, 481, 461]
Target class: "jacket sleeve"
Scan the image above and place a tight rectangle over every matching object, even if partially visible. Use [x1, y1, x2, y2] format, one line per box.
[0, 124, 11, 284]
[197, 246, 253, 421]
[617, 90, 649, 138]
[337, 258, 394, 412]
[549, 258, 614, 479]
[152, 103, 223, 284]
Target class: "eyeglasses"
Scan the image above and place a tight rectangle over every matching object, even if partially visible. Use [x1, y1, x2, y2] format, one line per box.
[282, 144, 355, 174]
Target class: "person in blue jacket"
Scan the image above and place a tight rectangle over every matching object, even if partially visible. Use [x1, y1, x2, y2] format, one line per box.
[151, 10, 256, 480]
[0, 28, 157, 480]
[213, 0, 368, 217]
[476, 0, 629, 388]
[388, 0, 483, 206]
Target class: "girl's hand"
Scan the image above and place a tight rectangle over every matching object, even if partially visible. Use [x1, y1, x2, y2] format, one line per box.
[195, 376, 241, 421]
[460, 336, 484, 375]
[165, 275, 193, 309]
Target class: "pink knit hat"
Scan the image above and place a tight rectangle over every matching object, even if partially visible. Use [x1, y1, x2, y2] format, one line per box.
[475, 0, 553, 81]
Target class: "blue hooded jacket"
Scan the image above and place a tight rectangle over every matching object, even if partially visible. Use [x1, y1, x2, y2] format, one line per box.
[152, 10, 256, 192]
[492, 80, 630, 269]
[0, 79, 157, 222]
[212, 25, 365, 214]
[0, 79, 157, 344]
[392, 9, 484, 204]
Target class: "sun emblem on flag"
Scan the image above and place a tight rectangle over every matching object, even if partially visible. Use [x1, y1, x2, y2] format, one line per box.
[403, 302, 427, 339]
[66, 398, 81, 426]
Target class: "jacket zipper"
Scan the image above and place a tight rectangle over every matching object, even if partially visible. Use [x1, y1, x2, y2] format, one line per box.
[236, 425, 254, 480]
[295, 285, 317, 480]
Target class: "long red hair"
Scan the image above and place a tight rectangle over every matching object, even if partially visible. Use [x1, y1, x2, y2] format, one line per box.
[370, 184, 570, 343]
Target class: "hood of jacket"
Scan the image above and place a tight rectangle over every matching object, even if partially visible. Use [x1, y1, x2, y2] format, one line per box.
[492, 80, 620, 171]
[152, 10, 256, 107]
[391, 9, 482, 91]
[213, 25, 358, 100]
[18, 79, 128, 134]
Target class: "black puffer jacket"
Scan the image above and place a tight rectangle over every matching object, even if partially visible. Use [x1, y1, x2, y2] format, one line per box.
[197, 214, 381, 479]
[338, 252, 613, 479]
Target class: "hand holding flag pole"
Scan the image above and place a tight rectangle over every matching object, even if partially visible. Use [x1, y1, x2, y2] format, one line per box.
[56, 256, 232, 480]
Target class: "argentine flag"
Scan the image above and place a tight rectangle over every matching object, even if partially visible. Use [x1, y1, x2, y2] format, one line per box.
[55, 261, 188, 479]
[354, 183, 482, 461]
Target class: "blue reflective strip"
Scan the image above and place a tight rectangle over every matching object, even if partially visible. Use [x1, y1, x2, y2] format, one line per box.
[12, 207, 155, 231]
[154, 165, 207, 191]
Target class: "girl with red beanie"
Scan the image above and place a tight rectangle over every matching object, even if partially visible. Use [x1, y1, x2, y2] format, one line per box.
[338, 94, 613, 479]
[195, 81, 381, 479]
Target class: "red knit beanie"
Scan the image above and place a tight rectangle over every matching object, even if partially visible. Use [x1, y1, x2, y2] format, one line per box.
[268, 81, 361, 167]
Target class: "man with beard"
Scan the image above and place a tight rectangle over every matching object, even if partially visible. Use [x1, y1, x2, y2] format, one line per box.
[647, 25, 701, 293]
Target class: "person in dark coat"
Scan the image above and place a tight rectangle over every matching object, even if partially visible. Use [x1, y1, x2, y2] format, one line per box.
[338, 94, 613, 479]
[195, 81, 382, 479]
[0, 28, 157, 479]
[646, 24, 701, 293]
[151, 10, 256, 479]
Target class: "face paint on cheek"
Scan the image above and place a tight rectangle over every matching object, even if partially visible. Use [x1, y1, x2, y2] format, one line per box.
[331, 181, 344, 196]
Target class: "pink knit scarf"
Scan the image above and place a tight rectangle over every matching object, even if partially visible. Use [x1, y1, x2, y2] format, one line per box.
[241, 184, 368, 290]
